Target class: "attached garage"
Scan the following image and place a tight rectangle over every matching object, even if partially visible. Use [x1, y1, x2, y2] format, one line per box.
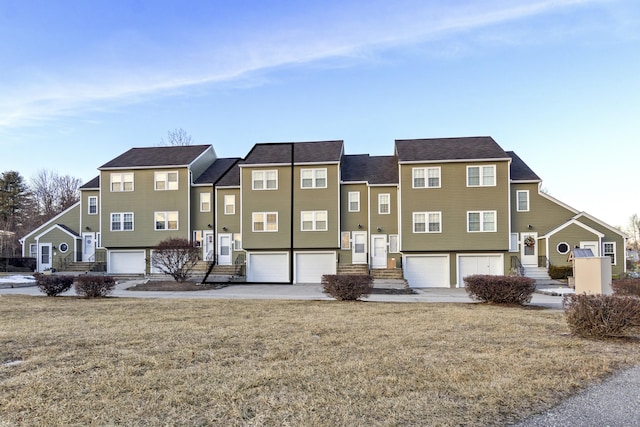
[403, 255, 450, 288]
[457, 254, 504, 287]
[108, 250, 146, 275]
[247, 252, 289, 283]
[295, 252, 336, 284]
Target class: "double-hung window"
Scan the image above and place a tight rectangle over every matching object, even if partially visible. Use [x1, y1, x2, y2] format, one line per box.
[516, 190, 529, 212]
[155, 171, 178, 190]
[413, 167, 441, 188]
[378, 193, 390, 214]
[224, 194, 235, 215]
[301, 211, 328, 231]
[200, 193, 211, 212]
[88, 196, 98, 215]
[301, 168, 327, 189]
[111, 212, 134, 231]
[467, 211, 496, 232]
[413, 212, 442, 233]
[348, 192, 360, 212]
[155, 211, 178, 230]
[111, 173, 134, 192]
[253, 212, 278, 232]
[252, 170, 278, 190]
[467, 165, 496, 187]
[603, 242, 616, 265]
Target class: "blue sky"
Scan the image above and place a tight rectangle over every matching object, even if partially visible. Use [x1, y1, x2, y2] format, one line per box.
[1, 0, 638, 229]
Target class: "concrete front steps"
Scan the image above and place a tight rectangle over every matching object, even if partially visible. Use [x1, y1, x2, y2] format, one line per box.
[523, 266, 552, 280]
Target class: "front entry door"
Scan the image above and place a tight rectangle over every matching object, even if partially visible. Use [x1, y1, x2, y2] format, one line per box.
[352, 231, 367, 264]
[371, 234, 387, 268]
[218, 233, 232, 265]
[203, 231, 214, 261]
[521, 232, 538, 266]
[38, 243, 52, 272]
[82, 232, 95, 262]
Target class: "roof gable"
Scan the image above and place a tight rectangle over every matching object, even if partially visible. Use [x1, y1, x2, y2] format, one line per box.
[341, 155, 398, 185]
[99, 145, 213, 169]
[395, 137, 510, 163]
[507, 151, 541, 181]
[243, 140, 344, 165]
[541, 218, 605, 239]
[80, 176, 100, 190]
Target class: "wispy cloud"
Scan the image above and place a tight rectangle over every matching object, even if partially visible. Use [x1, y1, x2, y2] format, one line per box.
[0, 0, 612, 129]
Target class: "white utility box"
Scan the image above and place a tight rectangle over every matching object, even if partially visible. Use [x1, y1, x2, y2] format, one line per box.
[574, 257, 612, 295]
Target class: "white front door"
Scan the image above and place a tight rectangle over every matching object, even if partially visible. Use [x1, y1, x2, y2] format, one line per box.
[218, 233, 232, 265]
[38, 243, 52, 272]
[371, 234, 387, 268]
[203, 231, 214, 261]
[352, 231, 367, 264]
[521, 232, 538, 266]
[82, 232, 95, 262]
[580, 241, 599, 256]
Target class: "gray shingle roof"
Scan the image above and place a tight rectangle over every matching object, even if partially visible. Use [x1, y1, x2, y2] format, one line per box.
[243, 141, 344, 165]
[99, 145, 212, 169]
[507, 151, 541, 181]
[341, 155, 398, 185]
[194, 158, 241, 185]
[395, 137, 510, 162]
[80, 176, 100, 190]
[216, 160, 242, 187]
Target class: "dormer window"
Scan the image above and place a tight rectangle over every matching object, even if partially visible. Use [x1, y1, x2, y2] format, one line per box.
[155, 171, 178, 190]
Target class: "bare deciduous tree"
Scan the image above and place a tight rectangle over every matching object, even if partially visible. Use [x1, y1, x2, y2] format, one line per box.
[150, 238, 200, 282]
[628, 213, 640, 251]
[160, 128, 193, 146]
[31, 170, 82, 222]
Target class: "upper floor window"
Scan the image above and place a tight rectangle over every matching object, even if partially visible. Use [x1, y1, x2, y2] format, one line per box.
[155, 171, 178, 191]
[111, 173, 134, 192]
[348, 191, 360, 212]
[252, 170, 278, 190]
[155, 211, 179, 230]
[301, 210, 328, 231]
[200, 193, 211, 212]
[603, 242, 616, 265]
[467, 165, 495, 187]
[516, 190, 529, 212]
[253, 212, 278, 232]
[301, 168, 327, 189]
[378, 193, 390, 215]
[111, 212, 134, 231]
[224, 194, 235, 215]
[467, 211, 496, 232]
[413, 167, 441, 188]
[88, 196, 98, 215]
[413, 212, 442, 233]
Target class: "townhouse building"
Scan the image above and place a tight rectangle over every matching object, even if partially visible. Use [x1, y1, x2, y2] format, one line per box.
[21, 137, 627, 287]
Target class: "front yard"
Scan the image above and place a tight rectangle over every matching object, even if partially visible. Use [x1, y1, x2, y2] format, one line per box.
[1, 296, 639, 426]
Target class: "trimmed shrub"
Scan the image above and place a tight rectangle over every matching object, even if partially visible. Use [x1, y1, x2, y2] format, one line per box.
[463, 275, 536, 305]
[36, 274, 74, 297]
[612, 278, 640, 297]
[548, 264, 573, 280]
[74, 275, 116, 298]
[563, 293, 640, 339]
[322, 274, 373, 301]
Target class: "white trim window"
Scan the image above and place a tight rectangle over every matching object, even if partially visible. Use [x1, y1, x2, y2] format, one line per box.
[389, 234, 399, 253]
[200, 192, 211, 213]
[233, 233, 242, 250]
[301, 211, 328, 231]
[348, 191, 360, 212]
[110, 173, 134, 192]
[341, 231, 351, 249]
[603, 242, 616, 265]
[413, 212, 442, 233]
[253, 212, 278, 232]
[29, 243, 37, 258]
[224, 194, 235, 215]
[467, 211, 496, 232]
[155, 171, 178, 191]
[510, 233, 519, 252]
[413, 167, 441, 188]
[378, 193, 390, 215]
[252, 170, 278, 190]
[88, 196, 98, 215]
[155, 211, 179, 230]
[111, 212, 134, 231]
[467, 165, 496, 187]
[301, 168, 327, 189]
[516, 190, 529, 212]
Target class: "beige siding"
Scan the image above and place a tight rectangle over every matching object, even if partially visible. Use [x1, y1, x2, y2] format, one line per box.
[80, 190, 100, 232]
[22, 204, 81, 257]
[571, 216, 626, 276]
[511, 183, 575, 233]
[547, 223, 600, 267]
[369, 186, 398, 235]
[216, 188, 241, 234]
[191, 186, 214, 231]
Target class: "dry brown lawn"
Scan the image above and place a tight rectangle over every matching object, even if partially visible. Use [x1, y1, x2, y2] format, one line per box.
[1, 296, 639, 426]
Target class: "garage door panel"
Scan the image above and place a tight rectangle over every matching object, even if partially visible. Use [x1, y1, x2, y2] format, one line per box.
[295, 252, 336, 284]
[404, 255, 449, 288]
[458, 255, 503, 287]
[109, 251, 146, 275]
[247, 253, 289, 283]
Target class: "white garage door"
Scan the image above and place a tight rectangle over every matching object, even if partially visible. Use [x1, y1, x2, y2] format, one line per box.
[247, 252, 289, 283]
[404, 255, 449, 288]
[295, 252, 336, 284]
[109, 250, 146, 275]
[458, 255, 503, 287]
